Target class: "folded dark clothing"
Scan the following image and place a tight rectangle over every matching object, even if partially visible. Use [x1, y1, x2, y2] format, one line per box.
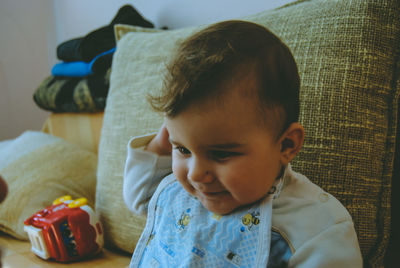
[91, 49, 114, 74]
[56, 38, 83, 63]
[33, 69, 111, 113]
[52, 47, 115, 77]
[57, 5, 154, 62]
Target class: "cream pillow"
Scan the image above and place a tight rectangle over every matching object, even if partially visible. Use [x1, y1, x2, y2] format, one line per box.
[0, 131, 97, 239]
[96, 25, 198, 252]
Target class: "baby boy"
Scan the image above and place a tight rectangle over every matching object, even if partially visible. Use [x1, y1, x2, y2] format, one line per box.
[124, 20, 362, 267]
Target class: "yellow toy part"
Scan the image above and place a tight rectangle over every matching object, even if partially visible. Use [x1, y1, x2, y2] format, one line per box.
[53, 195, 72, 205]
[242, 213, 253, 226]
[68, 197, 88, 208]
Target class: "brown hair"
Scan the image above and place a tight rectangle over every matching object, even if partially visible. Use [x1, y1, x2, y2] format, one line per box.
[149, 20, 300, 136]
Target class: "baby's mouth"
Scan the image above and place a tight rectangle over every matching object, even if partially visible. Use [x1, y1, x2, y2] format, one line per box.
[188, 183, 229, 199]
[198, 190, 230, 199]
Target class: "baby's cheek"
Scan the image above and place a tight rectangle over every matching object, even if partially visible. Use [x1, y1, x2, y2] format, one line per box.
[222, 173, 257, 202]
[172, 160, 195, 195]
[172, 158, 184, 178]
[172, 160, 187, 182]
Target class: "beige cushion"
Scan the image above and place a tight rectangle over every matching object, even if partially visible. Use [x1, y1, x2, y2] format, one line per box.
[0, 131, 97, 239]
[97, 1, 399, 266]
[96, 25, 196, 252]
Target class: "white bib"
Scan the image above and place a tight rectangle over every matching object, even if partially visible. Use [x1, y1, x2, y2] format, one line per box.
[130, 175, 284, 268]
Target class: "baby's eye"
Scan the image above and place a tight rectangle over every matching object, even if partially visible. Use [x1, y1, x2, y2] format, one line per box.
[210, 151, 241, 161]
[175, 146, 191, 156]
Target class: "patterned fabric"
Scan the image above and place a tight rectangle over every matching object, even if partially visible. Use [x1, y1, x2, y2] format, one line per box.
[33, 69, 110, 113]
[131, 177, 287, 268]
[96, 1, 399, 267]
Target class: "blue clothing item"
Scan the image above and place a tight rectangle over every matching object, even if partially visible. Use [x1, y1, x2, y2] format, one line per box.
[51, 61, 92, 77]
[268, 231, 292, 267]
[52, 47, 116, 77]
[130, 175, 289, 268]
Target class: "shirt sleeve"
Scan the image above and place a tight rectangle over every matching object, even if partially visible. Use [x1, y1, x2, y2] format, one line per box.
[288, 219, 363, 268]
[123, 133, 172, 215]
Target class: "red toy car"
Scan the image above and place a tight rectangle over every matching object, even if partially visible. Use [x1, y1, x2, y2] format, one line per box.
[24, 195, 104, 262]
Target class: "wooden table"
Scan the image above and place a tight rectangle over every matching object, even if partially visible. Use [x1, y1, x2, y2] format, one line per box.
[0, 233, 131, 268]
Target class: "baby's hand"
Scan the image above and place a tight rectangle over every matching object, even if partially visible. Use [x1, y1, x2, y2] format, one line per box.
[145, 123, 172, 155]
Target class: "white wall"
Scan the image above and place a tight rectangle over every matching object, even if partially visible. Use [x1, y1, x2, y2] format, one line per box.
[54, 0, 294, 42]
[0, 0, 56, 140]
[0, 0, 293, 141]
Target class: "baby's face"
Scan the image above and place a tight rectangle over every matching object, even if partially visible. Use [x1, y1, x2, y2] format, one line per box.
[165, 89, 284, 215]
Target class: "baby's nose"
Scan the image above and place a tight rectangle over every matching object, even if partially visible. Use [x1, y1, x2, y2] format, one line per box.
[189, 171, 215, 185]
[187, 160, 214, 184]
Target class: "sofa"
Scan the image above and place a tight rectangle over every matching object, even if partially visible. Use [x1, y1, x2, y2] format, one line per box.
[0, 0, 399, 267]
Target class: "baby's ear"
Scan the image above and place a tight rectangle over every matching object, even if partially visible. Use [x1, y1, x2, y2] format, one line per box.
[279, 122, 305, 164]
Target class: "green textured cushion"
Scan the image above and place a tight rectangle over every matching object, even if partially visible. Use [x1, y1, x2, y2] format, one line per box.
[96, 1, 400, 267]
